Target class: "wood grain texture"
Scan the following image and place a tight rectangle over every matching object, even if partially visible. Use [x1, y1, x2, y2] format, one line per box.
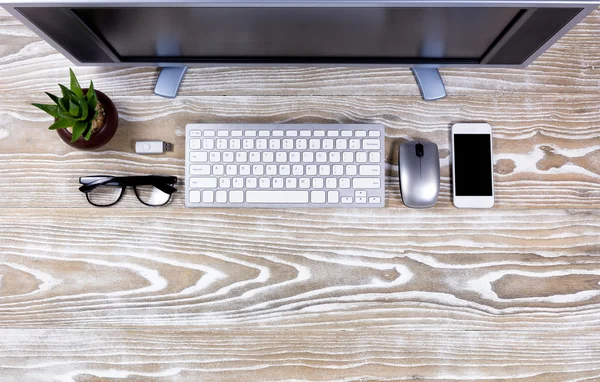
[1, 328, 600, 381]
[1, 4, 600, 381]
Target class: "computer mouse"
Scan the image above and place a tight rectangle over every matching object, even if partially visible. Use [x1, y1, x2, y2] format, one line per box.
[398, 140, 440, 208]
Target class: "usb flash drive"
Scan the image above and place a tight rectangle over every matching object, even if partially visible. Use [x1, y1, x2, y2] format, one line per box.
[135, 140, 173, 154]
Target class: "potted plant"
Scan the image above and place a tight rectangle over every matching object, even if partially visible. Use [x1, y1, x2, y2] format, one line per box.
[32, 69, 118, 150]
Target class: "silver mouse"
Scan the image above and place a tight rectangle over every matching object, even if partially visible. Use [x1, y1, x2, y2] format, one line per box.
[398, 141, 440, 208]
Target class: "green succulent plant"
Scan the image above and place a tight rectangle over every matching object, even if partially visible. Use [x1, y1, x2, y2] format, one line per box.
[32, 69, 99, 143]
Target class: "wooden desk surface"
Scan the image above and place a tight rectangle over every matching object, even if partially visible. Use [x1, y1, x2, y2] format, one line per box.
[1, 7, 600, 381]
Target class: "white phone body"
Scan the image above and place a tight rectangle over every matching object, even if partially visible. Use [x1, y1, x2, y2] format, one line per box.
[451, 123, 495, 208]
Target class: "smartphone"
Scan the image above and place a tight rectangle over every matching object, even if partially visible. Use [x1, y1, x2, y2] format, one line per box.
[451, 123, 494, 208]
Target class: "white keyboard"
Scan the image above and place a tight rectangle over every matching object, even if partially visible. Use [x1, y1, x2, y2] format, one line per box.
[185, 124, 385, 208]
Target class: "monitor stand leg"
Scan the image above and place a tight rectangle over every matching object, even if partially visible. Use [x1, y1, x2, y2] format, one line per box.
[154, 67, 188, 98]
[411, 68, 447, 101]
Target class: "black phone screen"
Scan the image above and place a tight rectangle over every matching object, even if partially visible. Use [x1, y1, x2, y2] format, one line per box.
[453, 134, 493, 196]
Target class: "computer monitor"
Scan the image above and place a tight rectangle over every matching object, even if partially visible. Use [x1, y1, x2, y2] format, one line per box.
[3, 1, 598, 99]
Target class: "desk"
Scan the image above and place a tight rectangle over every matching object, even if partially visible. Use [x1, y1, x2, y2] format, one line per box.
[1, 7, 600, 381]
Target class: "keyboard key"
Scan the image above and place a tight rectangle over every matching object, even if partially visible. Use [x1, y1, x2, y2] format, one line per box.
[243, 139, 254, 150]
[216, 190, 227, 203]
[259, 178, 271, 188]
[328, 191, 340, 203]
[339, 178, 351, 188]
[253, 164, 264, 175]
[190, 177, 217, 188]
[223, 152, 234, 162]
[249, 152, 261, 162]
[266, 165, 278, 175]
[276, 152, 287, 163]
[369, 197, 381, 204]
[190, 152, 208, 162]
[269, 139, 281, 150]
[190, 139, 201, 150]
[203, 190, 214, 203]
[203, 139, 214, 150]
[189, 190, 201, 203]
[309, 139, 321, 149]
[319, 165, 331, 176]
[289, 152, 301, 162]
[230, 190, 244, 202]
[231, 130, 243, 137]
[346, 165, 357, 176]
[353, 178, 381, 189]
[359, 165, 381, 176]
[355, 190, 367, 197]
[329, 152, 340, 163]
[236, 152, 247, 162]
[363, 139, 380, 150]
[333, 165, 344, 176]
[314, 130, 325, 137]
[316, 152, 327, 163]
[279, 165, 291, 176]
[299, 178, 310, 188]
[233, 178, 244, 188]
[190, 130, 202, 137]
[356, 197, 367, 204]
[240, 165, 251, 175]
[273, 178, 284, 188]
[355, 131, 367, 137]
[230, 139, 241, 150]
[323, 139, 334, 149]
[292, 165, 304, 176]
[286, 178, 297, 188]
[341, 196, 353, 204]
[217, 138, 228, 149]
[335, 139, 347, 150]
[246, 178, 257, 188]
[256, 139, 267, 149]
[213, 165, 224, 176]
[247, 190, 309, 203]
[306, 165, 317, 176]
[226, 164, 238, 175]
[313, 178, 324, 188]
[283, 139, 294, 149]
[204, 130, 215, 137]
[190, 165, 211, 175]
[259, 130, 270, 137]
[349, 139, 361, 149]
[311, 190, 326, 203]
[262, 152, 274, 162]
[342, 152, 354, 163]
[285, 130, 298, 137]
[303, 152, 314, 163]
[327, 131, 339, 137]
[219, 178, 231, 188]
[209, 152, 221, 162]
[300, 130, 311, 137]
[296, 139, 307, 150]
[369, 152, 381, 163]
[369, 130, 381, 137]
[341, 131, 352, 137]
[356, 152, 368, 163]
[326, 178, 337, 188]
[273, 130, 284, 136]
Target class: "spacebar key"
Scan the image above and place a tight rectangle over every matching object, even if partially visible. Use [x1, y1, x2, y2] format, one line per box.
[247, 191, 309, 204]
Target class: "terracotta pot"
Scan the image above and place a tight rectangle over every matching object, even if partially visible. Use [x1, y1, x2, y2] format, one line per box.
[56, 89, 118, 150]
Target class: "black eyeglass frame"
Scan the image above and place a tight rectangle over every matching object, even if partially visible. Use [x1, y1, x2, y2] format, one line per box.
[79, 175, 178, 207]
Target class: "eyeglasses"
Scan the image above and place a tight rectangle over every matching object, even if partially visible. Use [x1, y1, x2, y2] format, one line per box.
[79, 175, 177, 207]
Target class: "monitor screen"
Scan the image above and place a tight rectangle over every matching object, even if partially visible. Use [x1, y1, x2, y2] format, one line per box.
[73, 7, 523, 62]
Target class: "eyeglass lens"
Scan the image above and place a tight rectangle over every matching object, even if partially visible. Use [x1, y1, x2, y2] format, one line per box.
[86, 185, 125, 207]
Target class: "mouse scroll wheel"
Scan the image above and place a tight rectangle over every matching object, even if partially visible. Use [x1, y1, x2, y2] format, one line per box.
[415, 143, 424, 157]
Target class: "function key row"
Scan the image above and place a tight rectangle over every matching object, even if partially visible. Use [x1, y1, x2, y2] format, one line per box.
[189, 129, 382, 138]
